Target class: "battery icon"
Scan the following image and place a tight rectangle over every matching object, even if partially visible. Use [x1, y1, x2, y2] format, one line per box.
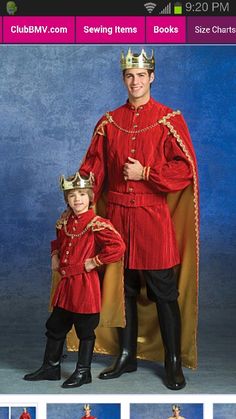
[174, 2, 182, 14]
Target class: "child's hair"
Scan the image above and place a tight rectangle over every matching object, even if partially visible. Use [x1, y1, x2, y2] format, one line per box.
[64, 187, 94, 207]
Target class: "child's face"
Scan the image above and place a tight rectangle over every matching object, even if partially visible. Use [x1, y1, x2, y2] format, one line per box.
[67, 189, 90, 215]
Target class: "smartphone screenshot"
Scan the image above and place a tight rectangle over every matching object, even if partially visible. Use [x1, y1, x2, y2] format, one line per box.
[0, 1, 235, 418]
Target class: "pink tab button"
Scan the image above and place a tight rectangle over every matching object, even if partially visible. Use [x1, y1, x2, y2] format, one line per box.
[146, 17, 186, 43]
[0, 18, 2, 43]
[3, 16, 75, 44]
[76, 16, 145, 43]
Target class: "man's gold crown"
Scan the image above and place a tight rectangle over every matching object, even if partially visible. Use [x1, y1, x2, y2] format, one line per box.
[84, 404, 91, 411]
[120, 48, 155, 71]
[60, 171, 94, 191]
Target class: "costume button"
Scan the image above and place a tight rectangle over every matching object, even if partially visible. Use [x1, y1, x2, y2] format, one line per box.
[133, 124, 138, 128]
[75, 220, 78, 224]
[131, 136, 136, 140]
[131, 149, 136, 154]
[64, 259, 68, 263]
[130, 199, 135, 204]
[73, 227, 76, 231]
[69, 243, 72, 247]
[139, 106, 143, 110]
[135, 112, 140, 116]
[61, 270, 66, 275]
[129, 187, 134, 193]
[66, 251, 69, 255]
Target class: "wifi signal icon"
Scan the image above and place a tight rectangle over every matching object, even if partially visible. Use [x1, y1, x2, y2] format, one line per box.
[144, 2, 157, 13]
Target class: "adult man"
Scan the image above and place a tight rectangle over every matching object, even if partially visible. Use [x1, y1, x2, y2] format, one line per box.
[81, 404, 97, 419]
[78, 48, 199, 390]
[19, 408, 31, 419]
[168, 404, 186, 419]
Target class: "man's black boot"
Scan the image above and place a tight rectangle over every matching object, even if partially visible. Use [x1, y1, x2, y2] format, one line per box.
[99, 296, 138, 380]
[62, 338, 94, 388]
[23, 338, 64, 381]
[156, 300, 186, 390]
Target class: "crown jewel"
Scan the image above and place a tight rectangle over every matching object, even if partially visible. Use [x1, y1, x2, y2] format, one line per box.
[120, 48, 155, 71]
[60, 171, 94, 191]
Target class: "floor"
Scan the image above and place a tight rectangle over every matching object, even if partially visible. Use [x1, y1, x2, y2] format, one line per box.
[0, 301, 235, 395]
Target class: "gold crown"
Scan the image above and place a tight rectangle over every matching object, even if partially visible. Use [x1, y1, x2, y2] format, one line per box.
[120, 48, 155, 71]
[84, 404, 91, 411]
[60, 171, 94, 191]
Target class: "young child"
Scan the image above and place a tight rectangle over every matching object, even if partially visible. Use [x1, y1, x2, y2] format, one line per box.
[23, 171, 125, 388]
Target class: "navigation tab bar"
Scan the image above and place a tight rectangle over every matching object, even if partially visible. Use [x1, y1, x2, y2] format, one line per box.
[1, 15, 236, 44]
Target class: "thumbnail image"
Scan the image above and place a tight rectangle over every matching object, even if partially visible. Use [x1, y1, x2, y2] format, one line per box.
[0, 407, 9, 419]
[130, 403, 203, 419]
[11, 406, 36, 419]
[47, 403, 120, 419]
[213, 404, 236, 418]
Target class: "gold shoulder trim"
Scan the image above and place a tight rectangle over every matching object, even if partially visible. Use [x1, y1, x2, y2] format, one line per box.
[158, 109, 181, 124]
[159, 115, 200, 274]
[91, 217, 120, 235]
[55, 209, 71, 230]
[93, 118, 109, 137]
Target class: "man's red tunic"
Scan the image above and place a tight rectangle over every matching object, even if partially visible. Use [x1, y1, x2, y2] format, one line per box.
[80, 98, 193, 270]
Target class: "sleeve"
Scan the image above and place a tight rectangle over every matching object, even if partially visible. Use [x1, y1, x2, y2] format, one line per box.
[92, 220, 126, 266]
[144, 133, 193, 193]
[79, 117, 108, 202]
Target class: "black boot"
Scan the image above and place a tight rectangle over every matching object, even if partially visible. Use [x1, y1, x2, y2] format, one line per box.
[23, 338, 64, 381]
[61, 338, 94, 388]
[99, 296, 138, 380]
[156, 300, 186, 390]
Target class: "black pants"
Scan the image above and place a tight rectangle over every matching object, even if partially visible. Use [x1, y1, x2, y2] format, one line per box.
[124, 267, 179, 302]
[45, 307, 100, 341]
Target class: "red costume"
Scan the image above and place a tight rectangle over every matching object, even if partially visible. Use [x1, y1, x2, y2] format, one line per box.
[75, 97, 199, 371]
[19, 413, 31, 419]
[80, 98, 194, 270]
[51, 208, 125, 313]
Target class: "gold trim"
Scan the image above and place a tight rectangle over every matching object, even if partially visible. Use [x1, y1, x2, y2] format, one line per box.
[159, 113, 200, 366]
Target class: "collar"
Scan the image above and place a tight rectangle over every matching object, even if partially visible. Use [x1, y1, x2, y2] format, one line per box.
[125, 97, 155, 112]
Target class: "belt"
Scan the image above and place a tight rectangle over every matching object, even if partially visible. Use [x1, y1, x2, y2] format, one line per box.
[108, 191, 164, 207]
[59, 263, 85, 277]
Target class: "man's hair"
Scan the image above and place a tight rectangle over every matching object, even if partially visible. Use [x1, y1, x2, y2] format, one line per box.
[172, 404, 181, 412]
[64, 187, 94, 207]
[122, 69, 154, 77]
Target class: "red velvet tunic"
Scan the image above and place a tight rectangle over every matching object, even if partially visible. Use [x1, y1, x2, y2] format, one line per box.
[19, 414, 31, 419]
[51, 208, 125, 313]
[80, 98, 193, 270]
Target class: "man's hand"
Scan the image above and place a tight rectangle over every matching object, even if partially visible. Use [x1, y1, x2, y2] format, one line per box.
[123, 157, 143, 181]
[51, 254, 60, 271]
[85, 258, 97, 272]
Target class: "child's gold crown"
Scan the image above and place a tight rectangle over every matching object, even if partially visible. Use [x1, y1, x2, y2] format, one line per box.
[60, 171, 94, 191]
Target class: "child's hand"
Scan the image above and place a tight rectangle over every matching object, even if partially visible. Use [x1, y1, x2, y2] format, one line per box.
[51, 254, 60, 271]
[84, 258, 97, 272]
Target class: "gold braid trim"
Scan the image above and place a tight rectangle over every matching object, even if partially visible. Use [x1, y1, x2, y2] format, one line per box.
[91, 219, 120, 235]
[93, 119, 109, 137]
[158, 113, 200, 276]
[105, 110, 181, 134]
[55, 209, 72, 230]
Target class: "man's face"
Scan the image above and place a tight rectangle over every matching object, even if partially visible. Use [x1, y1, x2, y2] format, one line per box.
[123, 68, 154, 103]
[173, 407, 180, 416]
[85, 410, 91, 417]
